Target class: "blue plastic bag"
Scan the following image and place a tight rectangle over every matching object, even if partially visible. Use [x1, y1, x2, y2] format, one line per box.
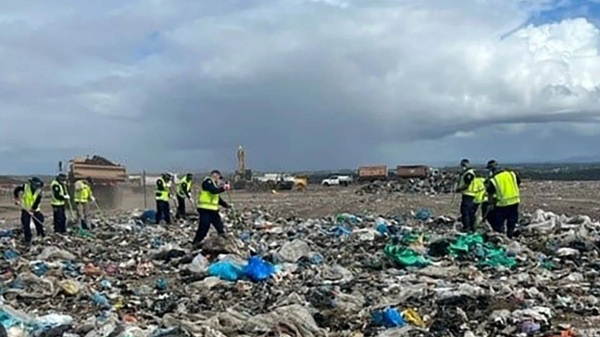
[208, 260, 245, 281]
[140, 209, 157, 224]
[243, 256, 275, 282]
[414, 208, 433, 221]
[371, 307, 405, 328]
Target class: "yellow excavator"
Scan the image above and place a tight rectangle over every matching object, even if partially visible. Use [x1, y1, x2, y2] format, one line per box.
[233, 146, 306, 191]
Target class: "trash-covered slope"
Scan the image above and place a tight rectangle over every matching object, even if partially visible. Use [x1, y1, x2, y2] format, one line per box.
[1, 207, 599, 336]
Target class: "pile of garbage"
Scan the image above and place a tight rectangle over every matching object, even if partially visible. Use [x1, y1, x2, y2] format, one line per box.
[74, 155, 120, 166]
[1, 206, 600, 336]
[356, 172, 458, 195]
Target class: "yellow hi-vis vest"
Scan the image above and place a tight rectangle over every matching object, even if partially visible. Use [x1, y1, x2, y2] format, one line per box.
[459, 169, 478, 197]
[22, 183, 42, 211]
[177, 176, 192, 198]
[50, 180, 66, 206]
[155, 177, 170, 201]
[473, 177, 487, 204]
[74, 181, 92, 203]
[490, 171, 520, 207]
[197, 177, 220, 211]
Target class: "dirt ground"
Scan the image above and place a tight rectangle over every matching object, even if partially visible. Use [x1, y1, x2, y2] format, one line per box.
[1, 180, 599, 225]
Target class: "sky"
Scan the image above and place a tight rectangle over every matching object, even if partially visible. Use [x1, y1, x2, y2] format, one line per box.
[2, 0, 600, 174]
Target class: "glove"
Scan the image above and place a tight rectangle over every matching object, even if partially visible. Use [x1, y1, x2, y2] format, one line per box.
[90, 196, 96, 202]
[64, 195, 70, 200]
[223, 183, 231, 191]
[14, 199, 20, 206]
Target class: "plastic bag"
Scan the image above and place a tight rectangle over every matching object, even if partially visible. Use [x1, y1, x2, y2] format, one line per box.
[187, 254, 209, 273]
[372, 307, 405, 328]
[384, 245, 431, 267]
[208, 260, 245, 282]
[414, 208, 433, 221]
[243, 256, 275, 282]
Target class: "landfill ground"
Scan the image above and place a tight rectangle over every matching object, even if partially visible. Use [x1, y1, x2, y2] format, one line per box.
[2, 180, 600, 337]
[1, 180, 600, 220]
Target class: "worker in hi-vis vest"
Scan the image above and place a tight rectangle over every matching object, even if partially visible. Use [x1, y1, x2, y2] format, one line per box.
[155, 173, 173, 224]
[454, 159, 478, 232]
[192, 170, 231, 246]
[485, 160, 521, 238]
[13, 177, 45, 244]
[74, 177, 95, 230]
[176, 173, 194, 220]
[50, 173, 70, 234]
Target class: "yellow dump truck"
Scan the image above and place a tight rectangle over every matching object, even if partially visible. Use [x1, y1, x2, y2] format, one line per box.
[63, 155, 127, 209]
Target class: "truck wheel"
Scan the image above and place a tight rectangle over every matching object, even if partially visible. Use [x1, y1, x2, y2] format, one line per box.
[324, 182, 330, 187]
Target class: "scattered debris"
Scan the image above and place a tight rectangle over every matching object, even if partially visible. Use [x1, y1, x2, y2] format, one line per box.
[356, 172, 458, 195]
[0, 198, 599, 336]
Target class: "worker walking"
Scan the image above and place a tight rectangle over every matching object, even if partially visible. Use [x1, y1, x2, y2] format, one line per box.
[13, 177, 45, 244]
[155, 173, 173, 224]
[485, 160, 521, 238]
[176, 173, 194, 220]
[454, 159, 478, 232]
[50, 173, 70, 234]
[74, 177, 95, 230]
[192, 170, 231, 246]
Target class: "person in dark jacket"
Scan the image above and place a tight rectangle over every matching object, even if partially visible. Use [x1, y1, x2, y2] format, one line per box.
[176, 173, 193, 220]
[14, 177, 45, 244]
[50, 173, 70, 233]
[155, 173, 172, 224]
[192, 170, 231, 246]
[454, 159, 478, 232]
[485, 160, 522, 238]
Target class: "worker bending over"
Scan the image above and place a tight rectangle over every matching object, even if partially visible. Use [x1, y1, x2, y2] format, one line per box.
[50, 173, 70, 234]
[155, 173, 173, 224]
[13, 177, 45, 244]
[454, 159, 479, 232]
[176, 173, 194, 220]
[192, 170, 231, 246]
[485, 160, 521, 238]
[74, 177, 95, 230]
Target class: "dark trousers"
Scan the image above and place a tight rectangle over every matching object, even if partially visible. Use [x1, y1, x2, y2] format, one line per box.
[52, 205, 67, 233]
[460, 195, 476, 231]
[193, 208, 224, 244]
[492, 203, 519, 238]
[176, 196, 186, 219]
[155, 200, 171, 224]
[21, 210, 45, 243]
[480, 202, 494, 225]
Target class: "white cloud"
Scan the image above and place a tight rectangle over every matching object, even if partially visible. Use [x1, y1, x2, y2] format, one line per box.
[0, 0, 600, 173]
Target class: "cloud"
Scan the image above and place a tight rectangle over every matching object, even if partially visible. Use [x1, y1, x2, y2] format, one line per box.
[1, 0, 600, 174]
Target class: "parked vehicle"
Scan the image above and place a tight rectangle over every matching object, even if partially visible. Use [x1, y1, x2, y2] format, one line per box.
[358, 165, 388, 182]
[321, 175, 353, 186]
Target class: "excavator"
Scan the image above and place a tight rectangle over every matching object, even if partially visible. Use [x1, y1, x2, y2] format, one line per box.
[232, 146, 306, 191]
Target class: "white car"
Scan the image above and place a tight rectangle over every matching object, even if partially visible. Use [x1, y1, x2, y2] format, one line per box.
[321, 175, 353, 186]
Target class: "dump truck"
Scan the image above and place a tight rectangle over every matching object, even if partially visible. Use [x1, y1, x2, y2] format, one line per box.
[61, 155, 127, 209]
[357, 165, 388, 182]
[396, 165, 429, 179]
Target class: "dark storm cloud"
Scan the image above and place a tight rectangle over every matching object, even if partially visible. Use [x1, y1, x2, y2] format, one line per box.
[1, 0, 600, 174]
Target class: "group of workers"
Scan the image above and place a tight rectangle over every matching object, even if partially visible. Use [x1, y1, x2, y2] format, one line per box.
[13, 174, 96, 244]
[154, 170, 231, 247]
[455, 159, 521, 238]
[13, 163, 520, 245]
